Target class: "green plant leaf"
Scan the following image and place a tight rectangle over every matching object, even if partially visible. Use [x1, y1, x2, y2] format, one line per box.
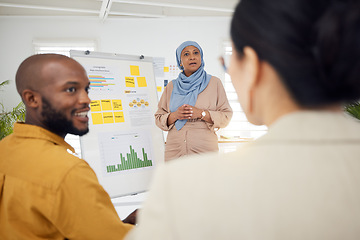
[0, 80, 26, 140]
[0, 80, 10, 88]
[344, 101, 360, 121]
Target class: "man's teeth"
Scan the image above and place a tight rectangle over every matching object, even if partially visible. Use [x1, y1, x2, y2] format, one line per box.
[75, 112, 88, 117]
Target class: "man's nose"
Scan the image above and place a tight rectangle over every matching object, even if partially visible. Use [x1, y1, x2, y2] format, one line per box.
[79, 89, 91, 104]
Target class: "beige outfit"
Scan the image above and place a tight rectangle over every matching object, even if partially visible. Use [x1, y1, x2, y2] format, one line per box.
[155, 76, 232, 161]
[127, 111, 360, 240]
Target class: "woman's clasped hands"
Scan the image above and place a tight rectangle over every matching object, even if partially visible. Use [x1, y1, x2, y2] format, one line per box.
[174, 104, 203, 120]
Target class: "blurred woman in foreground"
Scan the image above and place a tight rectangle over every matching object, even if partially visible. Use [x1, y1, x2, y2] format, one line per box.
[127, 0, 360, 239]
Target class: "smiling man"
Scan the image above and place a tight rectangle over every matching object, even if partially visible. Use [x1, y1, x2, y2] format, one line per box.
[0, 54, 135, 239]
[16, 54, 91, 138]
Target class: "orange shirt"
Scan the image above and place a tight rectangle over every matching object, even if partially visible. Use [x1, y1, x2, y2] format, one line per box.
[0, 122, 133, 239]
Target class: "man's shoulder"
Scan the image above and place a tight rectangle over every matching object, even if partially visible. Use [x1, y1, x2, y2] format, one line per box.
[21, 133, 83, 165]
[39, 142, 88, 176]
[1, 134, 89, 189]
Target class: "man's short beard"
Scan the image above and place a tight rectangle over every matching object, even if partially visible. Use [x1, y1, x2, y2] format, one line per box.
[41, 97, 89, 137]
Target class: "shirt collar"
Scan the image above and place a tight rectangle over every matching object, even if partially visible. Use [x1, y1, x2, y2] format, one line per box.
[13, 122, 76, 153]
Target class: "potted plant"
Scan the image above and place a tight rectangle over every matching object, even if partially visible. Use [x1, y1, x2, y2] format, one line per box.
[0, 80, 25, 140]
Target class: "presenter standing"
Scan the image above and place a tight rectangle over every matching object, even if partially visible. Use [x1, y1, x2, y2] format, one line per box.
[155, 41, 233, 161]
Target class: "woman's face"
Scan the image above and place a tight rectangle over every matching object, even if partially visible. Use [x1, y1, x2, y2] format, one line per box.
[180, 45, 202, 77]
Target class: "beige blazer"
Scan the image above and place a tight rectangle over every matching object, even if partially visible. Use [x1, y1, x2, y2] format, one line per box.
[155, 76, 232, 161]
[127, 111, 360, 240]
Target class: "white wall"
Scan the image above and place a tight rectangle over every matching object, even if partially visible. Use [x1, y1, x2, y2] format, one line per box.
[0, 16, 231, 110]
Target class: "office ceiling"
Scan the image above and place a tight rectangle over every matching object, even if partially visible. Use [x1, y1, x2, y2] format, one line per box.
[0, 0, 238, 19]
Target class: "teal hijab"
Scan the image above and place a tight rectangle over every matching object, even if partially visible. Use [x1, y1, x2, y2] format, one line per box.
[169, 41, 211, 130]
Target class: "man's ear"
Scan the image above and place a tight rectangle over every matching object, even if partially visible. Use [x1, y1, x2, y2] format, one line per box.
[22, 89, 41, 109]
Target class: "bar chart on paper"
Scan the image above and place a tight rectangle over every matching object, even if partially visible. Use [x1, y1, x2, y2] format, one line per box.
[98, 130, 154, 175]
[89, 75, 116, 92]
[106, 145, 152, 172]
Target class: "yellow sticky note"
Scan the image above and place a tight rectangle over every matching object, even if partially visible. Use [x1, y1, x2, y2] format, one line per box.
[157, 86, 162, 92]
[90, 100, 101, 112]
[114, 112, 125, 123]
[130, 65, 140, 76]
[91, 113, 103, 125]
[102, 112, 114, 124]
[101, 100, 112, 111]
[112, 100, 122, 110]
[137, 77, 147, 87]
[125, 77, 135, 87]
[164, 66, 169, 72]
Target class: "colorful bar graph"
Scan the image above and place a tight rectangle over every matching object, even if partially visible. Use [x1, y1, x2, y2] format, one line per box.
[106, 145, 152, 172]
[89, 75, 116, 88]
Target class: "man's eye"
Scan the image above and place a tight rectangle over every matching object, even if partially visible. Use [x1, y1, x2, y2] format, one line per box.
[66, 87, 76, 93]
[86, 87, 90, 93]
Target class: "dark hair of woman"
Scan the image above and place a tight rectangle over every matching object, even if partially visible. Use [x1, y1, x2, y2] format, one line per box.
[230, 0, 360, 107]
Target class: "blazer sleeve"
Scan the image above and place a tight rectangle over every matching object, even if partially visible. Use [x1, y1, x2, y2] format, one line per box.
[207, 78, 233, 130]
[125, 165, 174, 240]
[154, 82, 175, 131]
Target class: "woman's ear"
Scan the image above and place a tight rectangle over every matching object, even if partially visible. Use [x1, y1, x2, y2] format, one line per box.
[242, 46, 260, 89]
[22, 89, 41, 109]
[241, 46, 260, 115]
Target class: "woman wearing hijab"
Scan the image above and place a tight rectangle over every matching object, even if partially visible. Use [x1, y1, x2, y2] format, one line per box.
[127, 0, 360, 239]
[155, 41, 233, 161]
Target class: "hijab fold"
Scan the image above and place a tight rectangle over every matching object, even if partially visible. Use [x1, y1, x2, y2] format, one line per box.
[169, 41, 211, 130]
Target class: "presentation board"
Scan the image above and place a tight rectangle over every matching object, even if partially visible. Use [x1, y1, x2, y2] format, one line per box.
[70, 50, 165, 198]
